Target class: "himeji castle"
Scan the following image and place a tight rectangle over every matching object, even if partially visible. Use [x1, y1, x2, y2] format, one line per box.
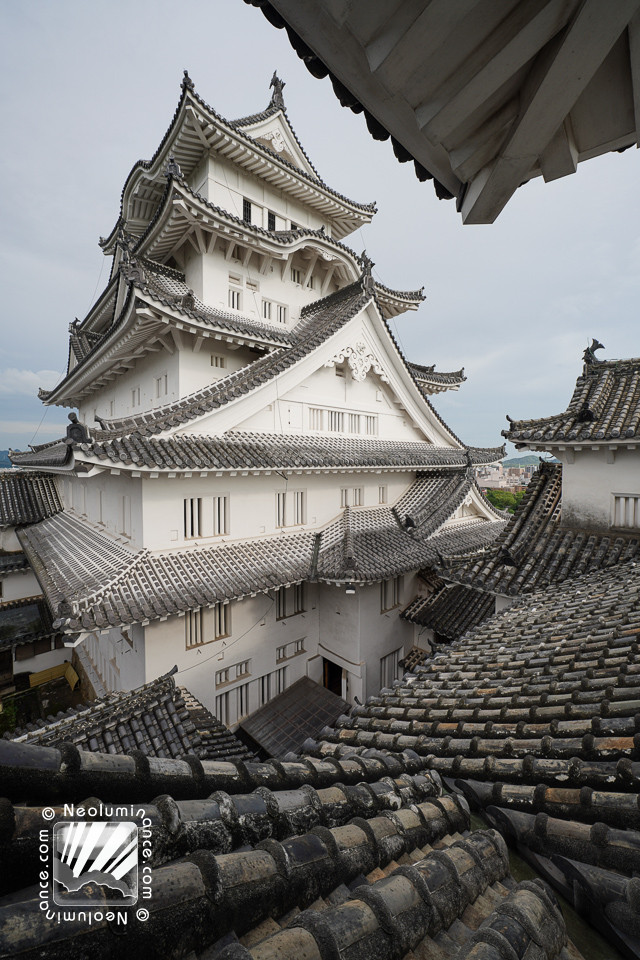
[9, 73, 505, 724]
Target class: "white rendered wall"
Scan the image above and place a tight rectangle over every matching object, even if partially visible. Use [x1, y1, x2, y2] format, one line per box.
[61, 474, 143, 550]
[140, 472, 413, 551]
[13, 647, 68, 676]
[79, 349, 180, 424]
[560, 448, 640, 532]
[2, 570, 40, 601]
[81, 624, 145, 694]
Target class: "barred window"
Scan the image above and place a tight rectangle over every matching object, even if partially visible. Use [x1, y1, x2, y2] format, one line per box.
[185, 609, 204, 648]
[242, 198, 251, 223]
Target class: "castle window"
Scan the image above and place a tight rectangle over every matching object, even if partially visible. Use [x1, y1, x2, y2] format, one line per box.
[131, 387, 141, 408]
[228, 288, 241, 310]
[348, 413, 360, 433]
[262, 299, 272, 320]
[185, 609, 204, 648]
[291, 268, 302, 284]
[364, 415, 378, 435]
[277, 304, 287, 323]
[242, 198, 252, 223]
[341, 487, 363, 508]
[215, 691, 229, 724]
[214, 602, 230, 639]
[211, 354, 226, 368]
[380, 576, 403, 612]
[268, 210, 276, 231]
[328, 410, 344, 432]
[155, 373, 168, 398]
[613, 495, 640, 528]
[276, 489, 306, 527]
[184, 498, 202, 539]
[309, 407, 324, 430]
[380, 647, 402, 689]
[378, 485, 388, 504]
[276, 584, 305, 620]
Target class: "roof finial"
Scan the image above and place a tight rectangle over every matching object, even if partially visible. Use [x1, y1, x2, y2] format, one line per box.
[583, 338, 604, 365]
[270, 71, 286, 109]
[181, 69, 194, 92]
[165, 155, 183, 180]
[360, 250, 376, 294]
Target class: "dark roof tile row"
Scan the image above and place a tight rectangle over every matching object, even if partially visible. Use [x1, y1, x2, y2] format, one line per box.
[0, 471, 61, 527]
[401, 584, 496, 640]
[505, 356, 640, 446]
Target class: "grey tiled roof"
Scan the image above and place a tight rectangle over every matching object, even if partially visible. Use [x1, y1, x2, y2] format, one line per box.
[0, 551, 29, 575]
[8, 670, 251, 761]
[0, 470, 62, 527]
[0, 725, 583, 960]
[505, 356, 640, 445]
[408, 360, 467, 389]
[0, 595, 56, 650]
[17, 474, 504, 633]
[445, 463, 640, 596]
[73, 432, 505, 473]
[401, 583, 496, 640]
[313, 558, 640, 955]
[82, 278, 372, 439]
[240, 677, 348, 758]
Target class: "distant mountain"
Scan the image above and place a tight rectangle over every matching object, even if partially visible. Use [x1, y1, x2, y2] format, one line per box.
[502, 455, 542, 467]
[0, 451, 13, 468]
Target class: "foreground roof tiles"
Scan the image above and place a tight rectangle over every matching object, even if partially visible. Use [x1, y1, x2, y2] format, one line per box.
[17, 476, 504, 633]
[401, 583, 496, 641]
[505, 356, 640, 446]
[8, 670, 251, 761]
[0, 471, 61, 527]
[446, 463, 640, 597]
[0, 730, 583, 960]
[313, 558, 640, 955]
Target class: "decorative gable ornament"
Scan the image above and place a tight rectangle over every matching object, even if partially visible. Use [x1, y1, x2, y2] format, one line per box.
[261, 128, 288, 153]
[326, 341, 389, 382]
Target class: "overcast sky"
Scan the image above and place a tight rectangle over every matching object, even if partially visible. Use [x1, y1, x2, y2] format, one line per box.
[1, 1, 638, 454]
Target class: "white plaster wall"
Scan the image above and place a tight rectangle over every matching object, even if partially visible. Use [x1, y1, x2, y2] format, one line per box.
[317, 578, 414, 702]
[177, 334, 259, 398]
[2, 570, 40, 601]
[140, 472, 414, 550]
[236, 366, 425, 442]
[62, 474, 143, 549]
[78, 348, 180, 423]
[560, 449, 640, 531]
[143, 586, 320, 723]
[13, 646, 68, 675]
[82, 624, 145, 693]
[0, 529, 20, 552]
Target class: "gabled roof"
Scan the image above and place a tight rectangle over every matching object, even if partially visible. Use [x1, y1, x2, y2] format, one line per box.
[101, 72, 376, 249]
[17, 474, 504, 634]
[8, 669, 252, 761]
[445, 463, 640, 597]
[505, 354, 640, 448]
[408, 360, 467, 394]
[0, 471, 62, 527]
[0, 595, 56, 650]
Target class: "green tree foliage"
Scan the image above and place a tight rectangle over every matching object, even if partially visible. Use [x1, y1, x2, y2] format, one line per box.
[484, 488, 525, 513]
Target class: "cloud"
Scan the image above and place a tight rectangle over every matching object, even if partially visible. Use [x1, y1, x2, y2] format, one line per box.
[0, 368, 61, 396]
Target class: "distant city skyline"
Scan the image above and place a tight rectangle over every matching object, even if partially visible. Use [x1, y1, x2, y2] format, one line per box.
[1, 0, 638, 452]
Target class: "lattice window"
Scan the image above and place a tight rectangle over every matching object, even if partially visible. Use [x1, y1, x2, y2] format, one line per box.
[211, 354, 226, 368]
[291, 267, 302, 284]
[348, 413, 360, 433]
[378, 485, 388, 504]
[341, 487, 363, 508]
[237, 681, 251, 720]
[262, 299, 272, 320]
[309, 407, 324, 430]
[277, 304, 287, 324]
[275, 490, 306, 527]
[214, 602, 230, 639]
[268, 210, 276, 231]
[364, 415, 378, 436]
[216, 667, 230, 686]
[131, 387, 141, 408]
[380, 647, 403, 689]
[275, 584, 305, 620]
[328, 410, 344, 432]
[155, 373, 168, 398]
[184, 498, 202, 539]
[228, 288, 241, 310]
[242, 198, 252, 223]
[236, 660, 251, 679]
[213, 496, 229, 536]
[380, 576, 403, 612]
[613, 495, 640, 528]
[215, 691, 229, 724]
[185, 609, 204, 648]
